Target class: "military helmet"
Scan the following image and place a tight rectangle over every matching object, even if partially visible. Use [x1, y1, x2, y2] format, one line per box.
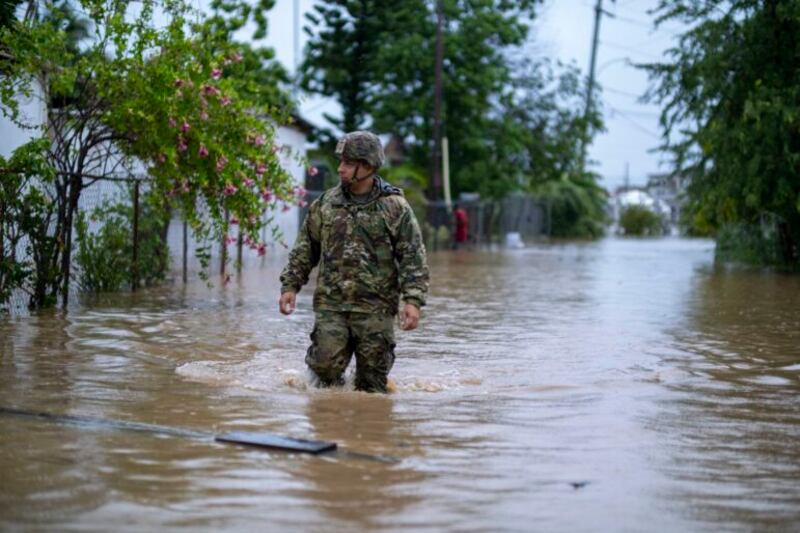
[335, 131, 385, 169]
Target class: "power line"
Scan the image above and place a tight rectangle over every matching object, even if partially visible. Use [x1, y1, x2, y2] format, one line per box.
[610, 107, 662, 118]
[600, 39, 663, 61]
[603, 85, 645, 99]
[606, 104, 662, 139]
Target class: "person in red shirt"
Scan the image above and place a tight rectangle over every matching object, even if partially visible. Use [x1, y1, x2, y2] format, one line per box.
[453, 203, 468, 248]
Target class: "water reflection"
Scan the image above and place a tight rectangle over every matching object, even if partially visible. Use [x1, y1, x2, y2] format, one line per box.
[286, 393, 426, 530]
[656, 268, 800, 528]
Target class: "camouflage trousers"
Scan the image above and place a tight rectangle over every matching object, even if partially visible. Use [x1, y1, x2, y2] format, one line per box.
[305, 310, 396, 393]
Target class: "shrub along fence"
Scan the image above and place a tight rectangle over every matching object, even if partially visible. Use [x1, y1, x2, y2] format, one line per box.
[1, 172, 248, 315]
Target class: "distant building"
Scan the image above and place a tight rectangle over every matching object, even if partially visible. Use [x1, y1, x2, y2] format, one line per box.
[646, 173, 687, 228]
[610, 172, 687, 235]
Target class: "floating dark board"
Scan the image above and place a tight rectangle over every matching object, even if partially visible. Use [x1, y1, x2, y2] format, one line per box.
[215, 432, 337, 454]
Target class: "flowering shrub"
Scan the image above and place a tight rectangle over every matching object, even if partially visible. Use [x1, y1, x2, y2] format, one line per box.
[0, 0, 300, 300]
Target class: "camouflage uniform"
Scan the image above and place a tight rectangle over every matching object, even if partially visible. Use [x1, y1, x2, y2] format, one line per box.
[280, 134, 428, 392]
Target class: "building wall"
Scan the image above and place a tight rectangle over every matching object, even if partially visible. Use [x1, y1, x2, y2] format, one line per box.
[271, 125, 307, 248]
[0, 82, 46, 158]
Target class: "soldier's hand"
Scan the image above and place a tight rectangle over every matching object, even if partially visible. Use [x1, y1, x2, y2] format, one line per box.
[400, 303, 420, 331]
[279, 291, 296, 315]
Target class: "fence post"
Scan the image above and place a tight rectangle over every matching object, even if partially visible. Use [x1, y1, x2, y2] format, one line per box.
[236, 230, 243, 273]
[131, 180, 140, 291]
[477, 202, 484, 245]
[220, 208, 228, 277]
[182, 218, 188, 284]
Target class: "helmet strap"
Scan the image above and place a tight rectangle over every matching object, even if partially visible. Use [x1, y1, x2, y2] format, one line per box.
[348, 163, 375, 184]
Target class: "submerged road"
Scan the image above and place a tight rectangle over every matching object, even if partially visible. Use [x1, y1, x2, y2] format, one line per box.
[1, 238, 799, 531]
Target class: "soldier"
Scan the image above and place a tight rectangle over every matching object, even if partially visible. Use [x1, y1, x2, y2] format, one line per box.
[278, 131, 429, 393]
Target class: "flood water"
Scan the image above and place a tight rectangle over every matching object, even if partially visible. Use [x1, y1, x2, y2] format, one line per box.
[1, 238, 799, 532]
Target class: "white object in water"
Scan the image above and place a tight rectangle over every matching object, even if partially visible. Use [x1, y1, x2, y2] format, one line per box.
[505, 232, 524, 248]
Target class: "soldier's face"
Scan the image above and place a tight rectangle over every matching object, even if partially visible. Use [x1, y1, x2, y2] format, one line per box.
[338, 158, 375, 184]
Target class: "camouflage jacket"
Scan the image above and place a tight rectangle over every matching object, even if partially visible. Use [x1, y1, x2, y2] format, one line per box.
[280, 178, 429, 315]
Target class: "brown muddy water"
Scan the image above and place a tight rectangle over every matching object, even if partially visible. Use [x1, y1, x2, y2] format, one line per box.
[1, 238, 799, 532]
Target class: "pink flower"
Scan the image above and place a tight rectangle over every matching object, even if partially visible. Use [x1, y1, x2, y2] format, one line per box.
[261, 189, 273, 202]
[211, 68, 222, 80]
[223, 183, 237, 196]
[181, 180, 190, 193]
[177, 136, 188, 152]
[175, 89, 183, 98]
[255, 164, 266, 176]
[157, 153, 166, 164]
[229, 216, 239, 225]
[308, 166, 319, 177]
[281, 203, 291, 212]
[220, 96, 232, 107]
[293, 186, 307, 198]
[243, 178, 255, 188]
[225, 235, 237, 245]
[253, 135, 264, 146]
[230, 52, 243, 63]
[200, 110, 209, 121]
[299, 200, 308, 208]
[198, 144, 209, 158]
[216, 155, 228, 171]
[168, 117, 177, 128]
[181, 121, 191, 133]
[202, 85, 220, 96]
[257, 243, 267, 257]
[174, 79, 184, 87]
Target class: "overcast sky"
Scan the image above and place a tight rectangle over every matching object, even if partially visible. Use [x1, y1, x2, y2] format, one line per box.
[260, 0, 688, 192]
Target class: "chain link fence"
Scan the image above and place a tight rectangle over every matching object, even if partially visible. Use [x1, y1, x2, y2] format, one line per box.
[1, 174, 153, 315]
[424, 194, 548, 251]
[299, 190, 548, 252]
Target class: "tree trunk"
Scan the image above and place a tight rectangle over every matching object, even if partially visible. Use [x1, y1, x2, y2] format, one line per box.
[60, 174, 82, 308]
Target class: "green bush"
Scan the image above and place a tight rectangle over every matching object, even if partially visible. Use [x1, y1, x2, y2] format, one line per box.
[619, 205, 664, 236]
[0, 139, 61, 311]
[715, 222, 780, 267]
[75, 189, 170, 292]
[535, 175, 608, 239]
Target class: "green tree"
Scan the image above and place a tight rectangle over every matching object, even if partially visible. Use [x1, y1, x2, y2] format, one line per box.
[0, 1, 23, 28]
[535, 173, 608, 239]
[644, 0, 800, 267]
[0, 0, 296, 309]
[369, 0, 543, 199]
[300, 0, 424, 136]
[301, 0, 545, 197]
[301, 0, 607, 237]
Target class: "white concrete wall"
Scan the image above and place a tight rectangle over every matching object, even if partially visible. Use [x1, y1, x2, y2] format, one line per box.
[0, 82, 46, 158]
[270, 124, 307, 248]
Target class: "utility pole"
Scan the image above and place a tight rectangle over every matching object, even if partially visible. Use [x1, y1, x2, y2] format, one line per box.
[430, 0, 444, 202]
[293, 0, 300, 99]
[581, 0, 614, 171]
